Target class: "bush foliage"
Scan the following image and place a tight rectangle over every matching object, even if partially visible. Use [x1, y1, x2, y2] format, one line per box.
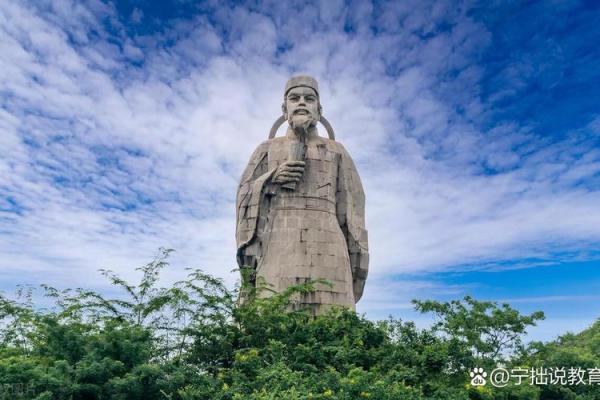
[0, 249, 598, 399]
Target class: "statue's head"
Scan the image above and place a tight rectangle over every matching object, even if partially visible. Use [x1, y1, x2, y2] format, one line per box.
[282, 75, 322, 134]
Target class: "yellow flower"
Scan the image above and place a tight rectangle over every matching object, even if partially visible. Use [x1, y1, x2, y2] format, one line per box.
[323, 389, 333, 397]
[222, 383, 229, 390]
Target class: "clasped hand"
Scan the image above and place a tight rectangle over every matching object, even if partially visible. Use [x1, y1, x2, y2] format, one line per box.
[272, 161, 305, 185]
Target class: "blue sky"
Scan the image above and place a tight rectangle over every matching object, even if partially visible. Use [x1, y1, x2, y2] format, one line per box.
[1, 0, 599, 342]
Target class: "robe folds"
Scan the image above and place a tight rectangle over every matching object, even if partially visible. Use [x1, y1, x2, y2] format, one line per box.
[236, 131, 369, 314]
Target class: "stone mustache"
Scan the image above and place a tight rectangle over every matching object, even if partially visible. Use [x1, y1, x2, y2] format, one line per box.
[236, 76, 369, 315]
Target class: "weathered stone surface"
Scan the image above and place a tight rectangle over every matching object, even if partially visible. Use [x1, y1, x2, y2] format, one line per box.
[236, 76, 369, 315]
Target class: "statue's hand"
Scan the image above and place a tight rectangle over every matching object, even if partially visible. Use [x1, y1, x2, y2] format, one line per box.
[272, 161, 305, 185]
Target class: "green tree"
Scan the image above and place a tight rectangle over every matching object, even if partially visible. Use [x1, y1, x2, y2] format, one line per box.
[519, 319, 600, 400]
[413, 296, 545, 365]
[1, 249, 596, 400]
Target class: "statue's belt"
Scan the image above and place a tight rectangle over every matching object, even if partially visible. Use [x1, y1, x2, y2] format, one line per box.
[272, 196, 336, 215]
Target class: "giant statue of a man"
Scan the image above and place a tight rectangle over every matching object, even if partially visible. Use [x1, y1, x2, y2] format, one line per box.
[236, 76, 368, 314]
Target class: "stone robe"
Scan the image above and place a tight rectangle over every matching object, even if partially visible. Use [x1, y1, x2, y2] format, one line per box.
[236, 130, 369, 314]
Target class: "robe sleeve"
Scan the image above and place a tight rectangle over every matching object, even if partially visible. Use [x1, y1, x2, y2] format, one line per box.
[335, 142, 369, 302]
[236, 141, 277, 270]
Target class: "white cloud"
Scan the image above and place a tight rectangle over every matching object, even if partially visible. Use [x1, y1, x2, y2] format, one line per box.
[0, 0, 599, 326]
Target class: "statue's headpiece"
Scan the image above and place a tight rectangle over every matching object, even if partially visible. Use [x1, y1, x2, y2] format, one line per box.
[285, 75, 319, 98]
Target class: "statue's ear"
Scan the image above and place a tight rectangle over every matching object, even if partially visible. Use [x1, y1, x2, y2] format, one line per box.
[281, 103, 287, 119]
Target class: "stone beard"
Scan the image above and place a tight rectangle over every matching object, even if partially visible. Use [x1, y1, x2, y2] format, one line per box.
[235, 76, 369, 315]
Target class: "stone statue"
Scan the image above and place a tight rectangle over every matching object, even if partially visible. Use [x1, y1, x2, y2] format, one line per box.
[236, 76, 369, 314]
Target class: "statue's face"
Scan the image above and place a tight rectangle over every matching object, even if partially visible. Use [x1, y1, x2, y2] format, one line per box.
[284, 86, 320, 130]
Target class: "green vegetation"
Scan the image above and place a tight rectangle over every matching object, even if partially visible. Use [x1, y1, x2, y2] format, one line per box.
[0, 249, 597, 399]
